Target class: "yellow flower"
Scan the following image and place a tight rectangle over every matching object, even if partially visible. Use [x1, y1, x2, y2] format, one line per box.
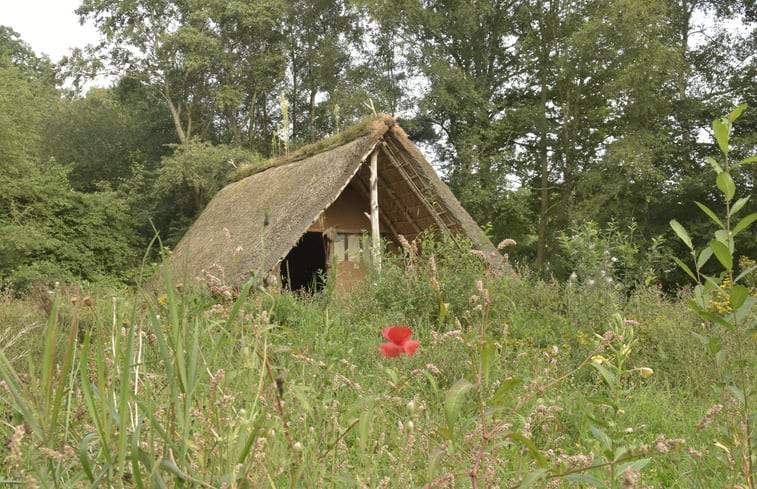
[591, 355, 607, 365]
[638, 367, 654, 378]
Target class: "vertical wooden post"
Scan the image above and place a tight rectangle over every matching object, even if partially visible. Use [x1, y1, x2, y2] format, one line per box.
[370, 149, 381, 271]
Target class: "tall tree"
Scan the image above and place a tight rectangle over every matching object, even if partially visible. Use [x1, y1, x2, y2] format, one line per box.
[285, 0, 361, 142]
[0, 28, 56, 171]
[208, 0, 288, 149]
[77, 0, 220, 144]
[42, 85, 175, 192]
[0, 36, 138, 288]
[502, 0, 612, 266]
[357, 0, 524, 234]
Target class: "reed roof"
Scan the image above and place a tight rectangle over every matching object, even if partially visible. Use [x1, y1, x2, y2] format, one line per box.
[168, 114, 499, 286]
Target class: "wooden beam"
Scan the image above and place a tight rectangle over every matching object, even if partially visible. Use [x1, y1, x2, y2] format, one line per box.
[374, 174, 424, 234]
[352, 175, 401, 239]
[370, 149, 381, 270]
[382, 142, 450, 232]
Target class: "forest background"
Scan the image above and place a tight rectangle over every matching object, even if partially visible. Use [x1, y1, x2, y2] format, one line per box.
[1, 0, 756, 291]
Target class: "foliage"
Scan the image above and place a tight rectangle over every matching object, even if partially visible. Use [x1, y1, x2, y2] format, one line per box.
[5, 233, 750, 487]
[670, 104, 756, 489]
[3, 0, 754, 285]
[42, 85, 176, 192]
[0, 51, 139, 290]
[558, 220, 668, 288]
[0, 165, 139, 289]
[152, 140, 262, 246]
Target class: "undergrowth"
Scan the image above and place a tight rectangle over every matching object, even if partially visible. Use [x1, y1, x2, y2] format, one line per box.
[1, 237, 749, 488]
[0, 109, 754, 488]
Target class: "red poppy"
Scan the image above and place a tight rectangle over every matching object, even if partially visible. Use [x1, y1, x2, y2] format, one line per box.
[380, 326, 420, 357]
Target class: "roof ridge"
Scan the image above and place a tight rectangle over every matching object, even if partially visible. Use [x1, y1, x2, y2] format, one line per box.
[227, 114, 394, 183]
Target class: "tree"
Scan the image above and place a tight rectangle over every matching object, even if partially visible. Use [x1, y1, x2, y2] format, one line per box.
[77, 0, 220, 144]
[0, 27, 57, 170]
[285, 0, 361, 142]
[151, 141, 262, 245]
[0, 26, 56, 84]
[357, 0, 525, 238]
[42, 85, 175, 192]
[0, 45, 138, 288]
[208, 0, 288, 149]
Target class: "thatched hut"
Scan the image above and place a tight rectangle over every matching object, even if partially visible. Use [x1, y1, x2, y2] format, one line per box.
[168, 114, 499, 292]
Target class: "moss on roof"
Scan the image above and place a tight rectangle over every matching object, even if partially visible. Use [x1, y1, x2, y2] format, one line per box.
[227, 114, 391, 183]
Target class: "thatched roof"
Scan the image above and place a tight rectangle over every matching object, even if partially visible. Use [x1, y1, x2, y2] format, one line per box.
[168, 114, 499, 286]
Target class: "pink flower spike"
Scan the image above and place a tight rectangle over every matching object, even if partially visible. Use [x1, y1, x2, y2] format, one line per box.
[380, 326, 420, 358]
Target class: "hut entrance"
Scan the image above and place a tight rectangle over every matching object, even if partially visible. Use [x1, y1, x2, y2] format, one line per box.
[280, 232, 327, 292]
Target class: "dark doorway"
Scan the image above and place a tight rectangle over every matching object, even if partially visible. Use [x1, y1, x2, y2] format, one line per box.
[280, 232, 327, 292]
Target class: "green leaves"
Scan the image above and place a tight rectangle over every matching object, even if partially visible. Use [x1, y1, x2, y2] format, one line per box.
[591, 360, 617, 389]
[733, 213, 757, 237]
[669, 220, 693, 250]
[728, 103, 748, 122]
[708, 240, 733, 270]
[444, 378, 474, 444]
[695, 202, 724, 228]
[716, 171, 736, 202]
[670, 105, 755, 489]
[711, 103, 747, 157]
[712, 117, 730, 155]
[731, 196, 750, 215]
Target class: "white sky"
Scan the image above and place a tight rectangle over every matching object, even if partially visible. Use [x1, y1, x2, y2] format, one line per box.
[2, 0, 100, 62]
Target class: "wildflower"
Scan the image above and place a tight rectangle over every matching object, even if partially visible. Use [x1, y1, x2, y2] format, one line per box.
[497, 238, 517, 249]
[621, 466, 640, 489]
[380, 326, 420, 357]
[591, 355, 607, 365]
[697, 404, 722, 430]
[569, 272, 577, 281]
[638, 367, 654, 378]
[470, 249, 487, 260]
[426, 363, 441, 375]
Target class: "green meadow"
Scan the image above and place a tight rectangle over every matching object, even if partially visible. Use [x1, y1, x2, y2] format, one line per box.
[1, 232, 754, 487]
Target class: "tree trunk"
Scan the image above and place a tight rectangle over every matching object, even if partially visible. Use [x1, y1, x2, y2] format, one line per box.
[677, 1, 692, 171]
[309, 87, 317, 142]
[536, 73, 550, 268]
[163, 89, 188, 144]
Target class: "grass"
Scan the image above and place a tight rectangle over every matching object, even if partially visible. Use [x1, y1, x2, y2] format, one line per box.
[0, 240, 754, 488]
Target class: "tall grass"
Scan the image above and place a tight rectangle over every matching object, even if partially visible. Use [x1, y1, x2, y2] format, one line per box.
[2, 237, 751, 488]
[1, 223, 754, 488]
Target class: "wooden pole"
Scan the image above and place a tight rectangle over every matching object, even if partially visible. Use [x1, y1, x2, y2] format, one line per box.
[370, 149, 381, 271]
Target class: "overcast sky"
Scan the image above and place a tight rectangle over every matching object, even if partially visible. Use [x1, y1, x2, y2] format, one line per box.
[3, 0, 100, 62]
